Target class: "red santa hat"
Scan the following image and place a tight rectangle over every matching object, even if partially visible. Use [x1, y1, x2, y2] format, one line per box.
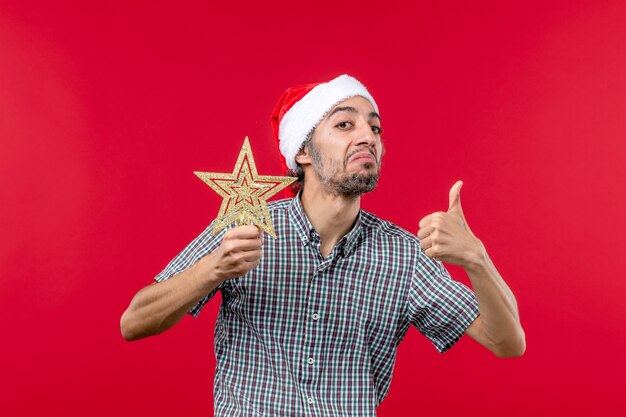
[271, 74, 379, 174]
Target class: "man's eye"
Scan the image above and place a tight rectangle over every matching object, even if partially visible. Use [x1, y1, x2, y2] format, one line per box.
[371, 125, 383, 134]
[337, 121, 353, 129]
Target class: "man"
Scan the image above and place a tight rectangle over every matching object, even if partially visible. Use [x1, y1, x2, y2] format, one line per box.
[121, 74, 525, 416]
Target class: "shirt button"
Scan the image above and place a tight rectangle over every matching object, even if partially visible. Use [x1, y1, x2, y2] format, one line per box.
[307, 398, 314, 404]
[312, 313, 319, 321]
[307, 357, 314, 365]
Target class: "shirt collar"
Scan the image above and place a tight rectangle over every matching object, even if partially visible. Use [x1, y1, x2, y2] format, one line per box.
[341, 212, 363, 256]
[287, 192, 363, 255]
[288, 192, 314, 246]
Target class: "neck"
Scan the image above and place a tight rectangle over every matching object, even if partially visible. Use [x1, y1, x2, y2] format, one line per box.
[300, 184, 361, 257]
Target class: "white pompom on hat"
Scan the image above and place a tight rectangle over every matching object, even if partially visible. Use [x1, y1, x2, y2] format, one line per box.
[271, 74, 379, 174]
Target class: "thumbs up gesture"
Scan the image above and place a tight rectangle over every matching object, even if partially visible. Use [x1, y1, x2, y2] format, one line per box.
[417, 181, 486, 268]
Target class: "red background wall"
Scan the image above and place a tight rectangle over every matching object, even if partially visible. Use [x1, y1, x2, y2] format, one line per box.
[1, 1, 625, 415]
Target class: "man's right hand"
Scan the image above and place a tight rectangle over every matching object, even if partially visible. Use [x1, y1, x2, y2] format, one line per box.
[206, 225, 264, 283]
[121, 225, 263, 341]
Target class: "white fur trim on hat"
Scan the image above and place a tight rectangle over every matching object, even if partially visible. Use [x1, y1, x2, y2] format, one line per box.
[279, 74, 379, 171]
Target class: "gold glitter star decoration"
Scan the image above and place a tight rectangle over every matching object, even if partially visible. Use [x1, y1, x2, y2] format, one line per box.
[194, 137, 296, 239]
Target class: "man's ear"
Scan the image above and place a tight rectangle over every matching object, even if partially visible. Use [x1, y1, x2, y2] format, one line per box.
[295, 146, 311, 166]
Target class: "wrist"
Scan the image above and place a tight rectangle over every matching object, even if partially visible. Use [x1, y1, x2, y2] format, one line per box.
[195, 253, 225, 289]
[463, 239, 489, 273]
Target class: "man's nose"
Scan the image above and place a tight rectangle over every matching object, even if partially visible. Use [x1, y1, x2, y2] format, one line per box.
[354, 121, 377, 148]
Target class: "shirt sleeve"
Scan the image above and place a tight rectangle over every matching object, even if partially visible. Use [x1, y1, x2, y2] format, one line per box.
[154, 221, 227, 317]
[407, 249, 480, 353]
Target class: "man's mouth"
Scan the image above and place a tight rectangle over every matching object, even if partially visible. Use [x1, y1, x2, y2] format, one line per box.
[347, 149, 377, 165]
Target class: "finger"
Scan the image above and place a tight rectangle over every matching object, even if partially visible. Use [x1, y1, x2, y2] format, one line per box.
[227, 225, 264, 239]
[255, 226, 265, 246]
[447, 180, 464, 215]
[424, 247, 436, 259]
[418, 212, 443, 228]
[241, 249, 262, 262]
[417, 226, 434, 239]
[418, 215, 431, 229]
[419, 236, 432, 251]
[236, 238, 264, 251]
[221, 234, 262, 252]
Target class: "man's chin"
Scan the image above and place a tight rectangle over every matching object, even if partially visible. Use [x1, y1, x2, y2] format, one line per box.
[335, 172, 380, 197]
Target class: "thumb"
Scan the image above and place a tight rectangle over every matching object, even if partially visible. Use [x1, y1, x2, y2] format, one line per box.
[447, 180, 464, 215]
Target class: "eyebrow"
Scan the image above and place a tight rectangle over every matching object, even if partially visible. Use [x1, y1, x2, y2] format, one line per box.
[326, 106, 381, 121]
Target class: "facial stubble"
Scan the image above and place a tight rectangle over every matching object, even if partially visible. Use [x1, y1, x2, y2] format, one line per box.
[308, 141, 380, 198]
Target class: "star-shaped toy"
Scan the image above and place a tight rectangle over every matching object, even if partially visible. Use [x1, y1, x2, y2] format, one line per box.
[194, 137, 296, 239]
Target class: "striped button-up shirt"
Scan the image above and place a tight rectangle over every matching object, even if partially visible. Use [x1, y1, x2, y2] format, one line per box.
[155, 195, 479, 416]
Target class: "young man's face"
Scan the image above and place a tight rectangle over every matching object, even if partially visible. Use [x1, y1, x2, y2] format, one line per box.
[298, 96, 383, 197]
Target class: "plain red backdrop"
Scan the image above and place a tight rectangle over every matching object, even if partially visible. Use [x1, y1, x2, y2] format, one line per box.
[1, 1, 625, 415]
